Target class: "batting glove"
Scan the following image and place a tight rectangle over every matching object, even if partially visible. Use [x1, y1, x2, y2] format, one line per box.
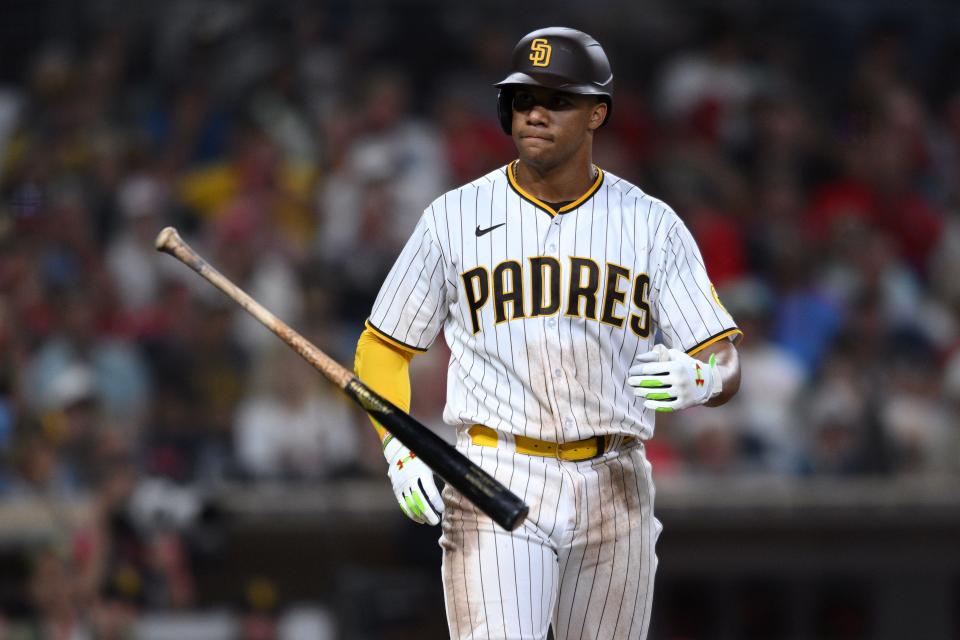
[383, 436, 443, 525]
[627, 344, 721, 412]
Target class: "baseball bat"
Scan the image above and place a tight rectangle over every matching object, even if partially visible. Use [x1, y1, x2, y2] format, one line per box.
[155, 227, 528, 531]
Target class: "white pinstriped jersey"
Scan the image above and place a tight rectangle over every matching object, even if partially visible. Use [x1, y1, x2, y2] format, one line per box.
[367, 161, 740, 443]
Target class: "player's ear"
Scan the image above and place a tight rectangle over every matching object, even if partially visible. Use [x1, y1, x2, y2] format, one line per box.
[587, 100, 607, 131]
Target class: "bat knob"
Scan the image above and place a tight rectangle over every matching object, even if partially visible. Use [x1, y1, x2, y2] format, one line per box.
[155, 226, 180, 251]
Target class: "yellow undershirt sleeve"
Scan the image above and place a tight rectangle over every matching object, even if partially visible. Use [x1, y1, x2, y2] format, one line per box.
[354, 326, 417, 443]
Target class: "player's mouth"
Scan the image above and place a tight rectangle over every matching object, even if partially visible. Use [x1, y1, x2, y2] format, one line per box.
[519, 133, 554, 142]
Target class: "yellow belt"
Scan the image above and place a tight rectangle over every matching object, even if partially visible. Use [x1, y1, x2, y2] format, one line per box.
[468, 425, 633, 461]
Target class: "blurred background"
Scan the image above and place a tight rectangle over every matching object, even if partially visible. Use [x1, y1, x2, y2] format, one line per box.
[2, 0, 960, 638]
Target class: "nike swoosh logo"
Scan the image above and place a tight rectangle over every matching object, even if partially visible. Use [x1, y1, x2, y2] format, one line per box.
[475, 223, 506, 237]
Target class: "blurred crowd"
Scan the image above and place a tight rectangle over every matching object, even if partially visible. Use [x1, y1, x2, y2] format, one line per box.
[2, 0, 960, 633]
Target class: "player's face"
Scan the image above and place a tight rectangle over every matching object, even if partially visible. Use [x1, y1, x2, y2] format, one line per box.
[511, 87, 606, 170]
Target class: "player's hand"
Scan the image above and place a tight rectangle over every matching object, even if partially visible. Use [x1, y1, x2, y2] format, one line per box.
[383, 437, 443, 525]
[627, 344, 721, 412]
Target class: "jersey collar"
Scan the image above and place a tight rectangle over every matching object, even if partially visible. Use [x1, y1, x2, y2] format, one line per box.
[507, 160, 604, 217]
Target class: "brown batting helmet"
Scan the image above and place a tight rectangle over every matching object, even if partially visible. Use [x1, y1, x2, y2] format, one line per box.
[494, 27, 614, 134]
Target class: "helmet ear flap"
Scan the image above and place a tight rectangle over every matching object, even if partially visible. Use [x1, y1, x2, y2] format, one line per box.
[497, 88, 513, 134]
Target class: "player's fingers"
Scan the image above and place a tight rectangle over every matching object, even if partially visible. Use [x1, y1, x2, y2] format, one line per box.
[629, 361, 672, 376]
[639, 390, 675, 402]
[643, 398, 676, 413]
[403, 490, 427, 524]
[400, 491, 418, 520]
[627, 378, 673, 399]
[395, 493, 417, 521]
[415, 492, 440, 526]
[412, 486, 440, 526]
[626, 374, 670, 389]
[421, 506, 440, 526]
[412, 490, 430, 522]
[419, 477, 444, 521]
[410, 491, 428, 519]
[636, 392, 675, 404]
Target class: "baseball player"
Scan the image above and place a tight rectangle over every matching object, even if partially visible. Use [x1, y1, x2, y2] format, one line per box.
[354, 27, 742, 639]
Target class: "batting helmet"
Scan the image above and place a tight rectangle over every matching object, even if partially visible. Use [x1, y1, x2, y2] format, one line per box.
[494, 27, 614, 134]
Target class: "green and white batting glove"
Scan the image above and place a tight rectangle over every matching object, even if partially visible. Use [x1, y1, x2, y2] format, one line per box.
[627, 344, 721, 412]
[383, 436, 443, 526]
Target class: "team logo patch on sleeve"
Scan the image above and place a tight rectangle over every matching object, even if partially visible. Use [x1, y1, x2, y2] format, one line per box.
[529, 38, 552, 67]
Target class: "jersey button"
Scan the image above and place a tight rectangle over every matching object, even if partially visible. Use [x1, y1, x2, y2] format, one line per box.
[547, 318, 557, 327]
[553, 368, 562, 377]
[548, 244, 556, 252]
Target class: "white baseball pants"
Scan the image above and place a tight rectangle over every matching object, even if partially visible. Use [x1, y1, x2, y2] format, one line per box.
[440, 432, 661, 640]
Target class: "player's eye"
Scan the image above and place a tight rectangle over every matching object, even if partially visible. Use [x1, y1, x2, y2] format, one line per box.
[513, 91, 574, 112]
[512, 92, 536, 112]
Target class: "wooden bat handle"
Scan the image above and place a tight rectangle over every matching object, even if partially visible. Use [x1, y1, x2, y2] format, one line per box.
[154, 226, 352, 388]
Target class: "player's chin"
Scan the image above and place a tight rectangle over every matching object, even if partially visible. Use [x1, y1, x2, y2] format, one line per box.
[517, 138, 557, 164]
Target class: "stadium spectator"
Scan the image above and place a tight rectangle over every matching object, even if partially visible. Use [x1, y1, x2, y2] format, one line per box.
[234, 346, 359, 481]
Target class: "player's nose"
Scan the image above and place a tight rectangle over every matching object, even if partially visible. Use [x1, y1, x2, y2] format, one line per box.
[525, 105, 550, 125]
